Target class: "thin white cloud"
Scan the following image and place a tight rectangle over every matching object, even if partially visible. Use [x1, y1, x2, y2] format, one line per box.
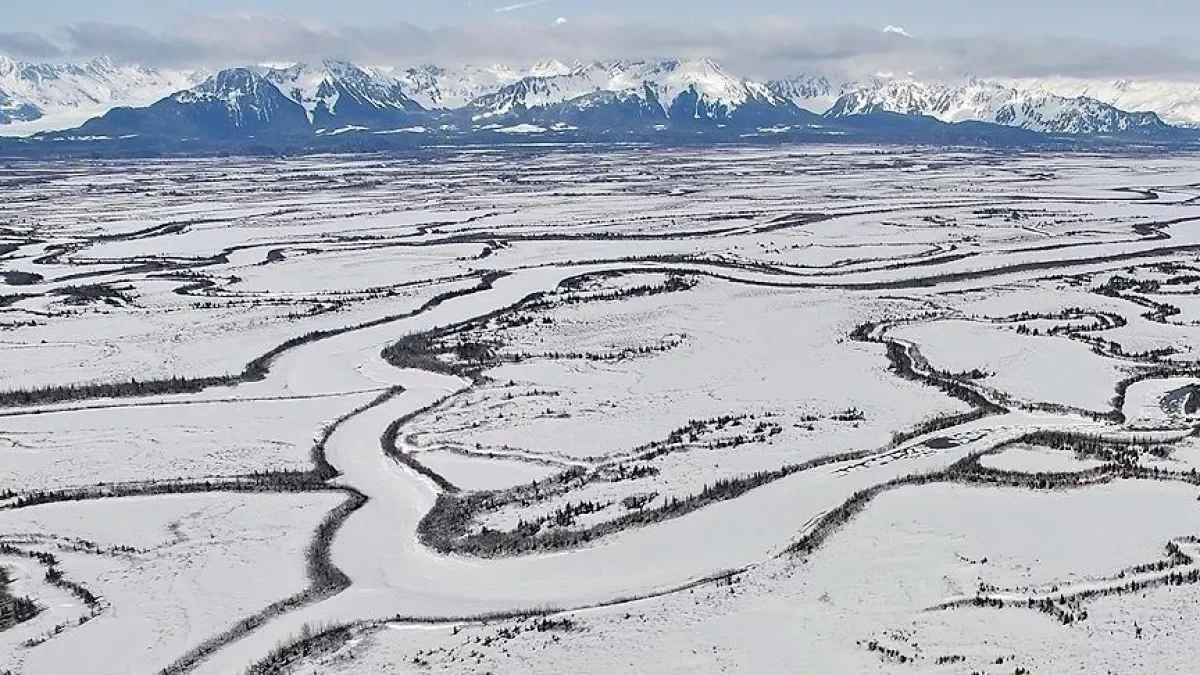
[494, 0, 554, 13]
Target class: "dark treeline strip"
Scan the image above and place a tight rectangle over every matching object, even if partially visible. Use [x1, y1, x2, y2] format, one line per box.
[0, 534, 137, 559]
[992, 307, 1126, 332]
[241, 607, 573, 675]
[1096, 273, 1185, 324]
[156, 384, 414, 674]
[50, 283, 133, 306]
[786, 477, 920, 558]
[990, 277, 1186, 363]
[0, 375, 237, 408]
[504, 340, 683, 365]
[7, 471, 324, 510]
[789, 429, 1199, 565]
[954, 460, 1200, 492]
[239, 271, 507, 382]
[0, 272, 507, 409]
[416, 412, 786, 554]
[8, 366, 409, 670]
[380, 291, 552, 383]
[382, 271, 698, 379]
[852, 319, 1007, 416]
[381, 333, 469, 379]
[881, 339, 1005, 413]
[888, 408, 996, 448]
[0, 293, 36, 308]
[871, 301, 1200, 425]
[418, 447, 876, 558]
[1109, 364, 1200, 424]
[494, 234, 1200, 298]
[543, 238, 1200, 293]
[1122, 539, 1194, 577]
[158, 487, 367, 675]
[933, 536, 1200, 626]
[654, 233, 1200, 291]
[525, 272, 697, 309]
[311, 387, 405, 481]
[44, 565, 100, 610]
[242, 566, 749, 675]
[380, 399, 461, 494]
[243, 624, 360, 675]
[944, 567, 1200, 626]
[836, 237, 1200, 291]
[89, 218, 210, 244]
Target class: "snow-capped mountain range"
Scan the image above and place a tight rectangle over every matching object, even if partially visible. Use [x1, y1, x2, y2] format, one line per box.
[3, 54, 1200, 143]
[0, 55, 202, 134]
[773, 76, 1168, 135]
[260, 61, 424, 127]
[463, 59, 799, 126]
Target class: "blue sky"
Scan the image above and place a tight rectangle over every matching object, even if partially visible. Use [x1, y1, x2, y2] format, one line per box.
[8, 0, 1200, 43]
[4, 1, 1200, 78]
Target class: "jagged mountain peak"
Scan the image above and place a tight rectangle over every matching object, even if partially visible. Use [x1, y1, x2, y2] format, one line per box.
[645, 56, 724, 73]
[530, 59, 573, 78]
[77, 65, 310, 139]
[264, 59, 374, 81]
[255, 60, 423, 127]
[178, 68, 272, 102]
[394, 63, 526, 110]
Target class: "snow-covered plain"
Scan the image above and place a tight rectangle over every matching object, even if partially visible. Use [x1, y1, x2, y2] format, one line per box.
[0, 493, 340, 674]
[291, 481, 1200, 675]
[4, 146, 1200, 674]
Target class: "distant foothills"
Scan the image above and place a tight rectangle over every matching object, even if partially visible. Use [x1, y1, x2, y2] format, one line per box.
[3, 54, 1200, 154]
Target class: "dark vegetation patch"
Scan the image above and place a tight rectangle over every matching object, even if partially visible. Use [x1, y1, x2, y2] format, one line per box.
[243, 623, 360, 675]
[0, 271, 42, 286]
[8, 471, 327, 509]
[412, 409, 792, 557]
[0, 566, 39, 632]
[0, 294, 34, 308]
[50, 283, 132, 306]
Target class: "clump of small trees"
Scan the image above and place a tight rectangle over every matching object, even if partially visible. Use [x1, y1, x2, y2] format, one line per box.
[50, 283, 133, 306]
[1, 271, 42, 286]
[0, 566, 39, 631]
[528, 272, 698, 310]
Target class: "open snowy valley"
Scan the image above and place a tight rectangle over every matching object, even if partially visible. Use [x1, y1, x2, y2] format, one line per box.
[5, 146, 1200, 674]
